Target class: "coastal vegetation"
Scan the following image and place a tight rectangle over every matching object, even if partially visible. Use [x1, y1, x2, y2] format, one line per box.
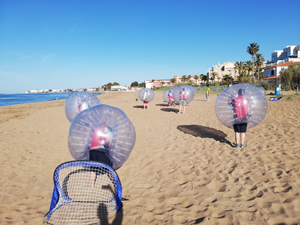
[280, 63, 300, 91]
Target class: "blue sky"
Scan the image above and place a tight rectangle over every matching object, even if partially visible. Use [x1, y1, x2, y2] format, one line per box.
[1, 0, 299, 93]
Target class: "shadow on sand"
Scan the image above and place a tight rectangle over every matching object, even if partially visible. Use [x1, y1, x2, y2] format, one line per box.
[177, 125, 233, 146]
[98, 203, 123, 225]
[97, 184, 124, 225]
[156, 103, 169, 107]
[133, 105, 144, 109]
[161, 108, 179, 114]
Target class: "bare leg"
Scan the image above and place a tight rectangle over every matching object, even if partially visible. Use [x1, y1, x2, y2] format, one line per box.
[241, 133, 245, 145]
[235, 132, 240, 145]
[90, 172, 97, 188]
[179, 105, 182, 114]
[182, 105, 185, 114]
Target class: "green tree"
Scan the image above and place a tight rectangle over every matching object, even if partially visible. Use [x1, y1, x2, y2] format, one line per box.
[247, 43, 260, 79]
[103, 82, 113, 90]
[193, 75, 199, 85]
[130, 81, 139, 87]
[245, 61, 253, 75]
[112, 82, 120, 85]
[222, 74, 234, 85]
[138, 82, 145, 87]
[211, 72, 217, 81]
[280, 63, 300, 91]
[255, 54, 265, 79]
[181, 75, 187, 83]
[234, 61, 244, 77]
[170, 78, 175, 84]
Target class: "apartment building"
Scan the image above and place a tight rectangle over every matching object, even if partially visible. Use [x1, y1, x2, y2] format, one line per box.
[173, 75, 203, 85]
[145, 79, 174, 89]
[268, 45, 300, 67]
[264, 45, 300, 78]
[207, 62, 238, 81]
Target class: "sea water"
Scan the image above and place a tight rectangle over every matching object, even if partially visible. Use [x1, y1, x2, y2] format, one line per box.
[0, 93, 100, 107]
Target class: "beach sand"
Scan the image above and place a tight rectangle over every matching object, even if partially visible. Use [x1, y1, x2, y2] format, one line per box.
[0, 91, 300, 225]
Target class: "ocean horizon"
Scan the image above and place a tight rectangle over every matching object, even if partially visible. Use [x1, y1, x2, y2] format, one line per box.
[0, 92, 101, 107]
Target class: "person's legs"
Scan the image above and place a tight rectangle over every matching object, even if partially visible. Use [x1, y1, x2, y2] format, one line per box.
[89, 150, 113, 188]
[240, 123, 247, 148]
[235, 132, 240, 146]
[90, 171, 97, 188]
[182, 105, 185, 114]
[240, 133, 245, 148]
[233, 124, 240, 148]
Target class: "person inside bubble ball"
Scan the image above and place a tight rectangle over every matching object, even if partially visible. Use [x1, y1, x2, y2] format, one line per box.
[89, 122, 114, 187]
[77, 101, 89, 113]
[143, 90, 150, 109]
[178, 88, 186, 114]
[168, 90, 175, 107]
[231, 88, 251, 149]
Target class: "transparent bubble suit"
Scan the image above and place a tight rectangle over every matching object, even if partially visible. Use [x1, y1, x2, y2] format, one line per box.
[68, 104, 136, 170]
[65, 91, 101, 122]
[215, 83, 268, 129]
[163, 89, 175, 103]
[173, 85, 195, 105]
[257, 86, 266, 96]
[138, 88, 154, 102]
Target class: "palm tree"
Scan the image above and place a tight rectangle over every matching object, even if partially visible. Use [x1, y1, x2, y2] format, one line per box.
[193, 75, 199, 85]
[211, 72, 217, 82]
[234, 61, 244, 77]
[181, 75, 187, 83]
[187, 75, 192, 84]
[245, 61, 253, 75]
[247, 43, 260, 79]
[255, 54, 265, 79]
[222, 75, 234, 85]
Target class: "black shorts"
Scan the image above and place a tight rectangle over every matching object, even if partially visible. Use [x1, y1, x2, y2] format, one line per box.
[89, 150, 113, 168]
[233, 123, 247, 133]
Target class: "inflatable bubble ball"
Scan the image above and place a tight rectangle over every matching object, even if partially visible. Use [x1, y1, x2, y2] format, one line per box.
[187, 85, 197, 96]
[257, 87, 266, 96]
[173, 85, 195, 105]
[215, 83, 268, 129]
[138, 88, 154, 102]
[163, 89, 175, 103]
[65, 91, 101, 122]
[68, 104, 136, 170]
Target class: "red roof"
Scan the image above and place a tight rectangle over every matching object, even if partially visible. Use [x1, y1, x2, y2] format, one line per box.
[261, 76, 280, 80]
[264, 62, 299, 70]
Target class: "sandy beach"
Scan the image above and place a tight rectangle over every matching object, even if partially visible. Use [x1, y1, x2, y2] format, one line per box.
[0, 91, 300, 225]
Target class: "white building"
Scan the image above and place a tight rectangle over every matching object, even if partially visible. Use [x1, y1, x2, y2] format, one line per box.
[263, 44, 300, 78]
[145, 79, 174, 88]
[263, 62, 297, 78]
[110, 85, 128, 91]
[267, 45, 300, 67]
[145, 80, 153, 89]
